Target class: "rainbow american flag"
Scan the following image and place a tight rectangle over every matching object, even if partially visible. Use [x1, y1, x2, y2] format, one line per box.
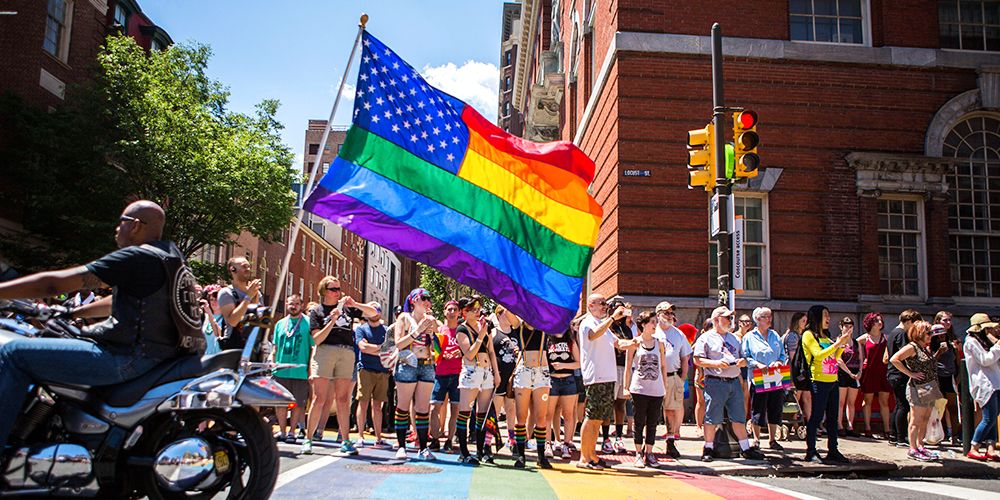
[305, 32, 601, 332]
[752, 365, 792, 393]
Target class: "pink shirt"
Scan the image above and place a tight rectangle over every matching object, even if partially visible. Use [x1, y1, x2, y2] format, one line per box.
[435, 325, 463, 376]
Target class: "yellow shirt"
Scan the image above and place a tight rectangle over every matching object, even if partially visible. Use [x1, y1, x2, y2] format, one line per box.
[802, 329, 844, 383]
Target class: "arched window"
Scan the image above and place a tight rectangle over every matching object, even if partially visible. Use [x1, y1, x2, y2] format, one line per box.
[941, 114, 1000, 297]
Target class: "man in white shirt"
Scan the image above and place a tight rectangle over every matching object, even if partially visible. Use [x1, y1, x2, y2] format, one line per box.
[576, 293, 638, 470]
[653, 301, 691, 458]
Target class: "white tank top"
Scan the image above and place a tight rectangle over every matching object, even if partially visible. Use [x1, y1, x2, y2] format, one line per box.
[629, 338, 665, 397]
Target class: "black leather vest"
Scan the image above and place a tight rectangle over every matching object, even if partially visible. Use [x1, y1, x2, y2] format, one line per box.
[82, 242, 180, 359]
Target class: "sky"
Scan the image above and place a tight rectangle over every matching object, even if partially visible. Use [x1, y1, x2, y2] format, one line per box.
[140, 0, 505, 171]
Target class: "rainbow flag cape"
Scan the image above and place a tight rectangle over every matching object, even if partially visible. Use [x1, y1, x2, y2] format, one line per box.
[752, 365, 792, 393]
[305, 32, 602, 332]
[430, 331, 443, 363]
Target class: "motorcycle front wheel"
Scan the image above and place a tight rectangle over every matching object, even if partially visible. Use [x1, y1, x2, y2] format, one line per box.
[138, 407, 279, 500]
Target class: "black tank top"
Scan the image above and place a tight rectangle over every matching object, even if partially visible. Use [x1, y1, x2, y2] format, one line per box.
[546, 333, 575, 375]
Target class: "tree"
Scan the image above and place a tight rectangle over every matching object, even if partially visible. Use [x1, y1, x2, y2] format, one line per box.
[417, 263, 495, 318]
[0, 35, 295, 272]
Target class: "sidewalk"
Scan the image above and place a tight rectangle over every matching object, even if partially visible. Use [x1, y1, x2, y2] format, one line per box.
[657, 423, 1000, 478]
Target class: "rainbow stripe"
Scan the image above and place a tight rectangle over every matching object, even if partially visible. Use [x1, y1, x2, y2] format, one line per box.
[305, 32, 601, 332]
[752, 365, 792, 393]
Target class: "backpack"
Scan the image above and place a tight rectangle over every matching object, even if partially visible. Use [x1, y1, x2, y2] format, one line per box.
[142, 244, 206, 355]
[790, 336, 811, 388]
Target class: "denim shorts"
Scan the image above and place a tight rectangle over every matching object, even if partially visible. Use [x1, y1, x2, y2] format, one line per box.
[432, 373, 461, 403]
[549, 375, 578, 397]
[395, 362, 436, 384]
[703, 376, 747, 425]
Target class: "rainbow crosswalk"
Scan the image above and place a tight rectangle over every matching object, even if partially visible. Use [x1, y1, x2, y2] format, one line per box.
[272, 445, 798, 500]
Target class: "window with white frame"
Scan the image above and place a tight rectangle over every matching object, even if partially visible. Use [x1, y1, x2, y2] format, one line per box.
[311, 242, 316, 265]
[44, 0, 72, 61]
[939, 0, 1000, 51]
[942, 114, 1000, 297]
[298, 278, 304, 298]
[287, 272, 293, 297]
[789, 0, 865, 44]
[877, 198, 924, 297]
[113, 3, 128, 30]
[709, 195, 769, 295]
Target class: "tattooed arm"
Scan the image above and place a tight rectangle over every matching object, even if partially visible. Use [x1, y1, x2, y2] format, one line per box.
[0, 266, 108, 300]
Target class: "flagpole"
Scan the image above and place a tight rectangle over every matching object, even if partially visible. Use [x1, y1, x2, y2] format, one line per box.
[267, 13, 368, 326]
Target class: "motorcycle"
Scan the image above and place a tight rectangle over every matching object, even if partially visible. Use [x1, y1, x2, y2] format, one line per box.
[0, 300, 295, 499]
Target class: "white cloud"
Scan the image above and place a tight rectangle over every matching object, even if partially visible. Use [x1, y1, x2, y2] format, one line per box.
[421, 60, 499, 122]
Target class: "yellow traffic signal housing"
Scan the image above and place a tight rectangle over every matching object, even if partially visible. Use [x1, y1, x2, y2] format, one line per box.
[687, 123, 714, 191]
[732, 110, 759, 178]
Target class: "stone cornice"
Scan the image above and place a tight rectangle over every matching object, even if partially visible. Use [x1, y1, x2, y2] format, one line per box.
[847, 152, 957, 199]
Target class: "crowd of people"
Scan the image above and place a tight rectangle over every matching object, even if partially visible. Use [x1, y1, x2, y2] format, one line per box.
[200, 261, 1000, 467]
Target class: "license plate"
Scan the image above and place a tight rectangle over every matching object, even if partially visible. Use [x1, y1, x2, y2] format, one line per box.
[214, 450, 231, 474]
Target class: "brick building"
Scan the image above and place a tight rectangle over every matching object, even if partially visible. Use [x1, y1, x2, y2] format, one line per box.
[0, 0, 170, 231]
[507, 0, 1000, 330]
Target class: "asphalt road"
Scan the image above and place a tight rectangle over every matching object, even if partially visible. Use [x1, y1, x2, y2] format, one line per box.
[270, 438, 1000, 499]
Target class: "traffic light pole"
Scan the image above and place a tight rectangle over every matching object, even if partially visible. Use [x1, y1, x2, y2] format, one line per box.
[711, 23, 733, 309]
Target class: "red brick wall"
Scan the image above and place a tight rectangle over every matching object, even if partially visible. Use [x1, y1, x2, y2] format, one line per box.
[0, 0, 109, 110]
[593, 51, 976, 301]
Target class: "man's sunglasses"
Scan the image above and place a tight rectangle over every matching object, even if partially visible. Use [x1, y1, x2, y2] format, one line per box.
[119, 214, 144, 225]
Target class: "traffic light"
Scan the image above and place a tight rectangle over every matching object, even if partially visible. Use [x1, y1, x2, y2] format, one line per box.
[687, 123, 714, 191]
[732, 110, 759, 178]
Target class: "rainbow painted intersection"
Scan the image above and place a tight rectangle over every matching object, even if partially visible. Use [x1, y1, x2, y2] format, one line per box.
[271, 446, 796, 500]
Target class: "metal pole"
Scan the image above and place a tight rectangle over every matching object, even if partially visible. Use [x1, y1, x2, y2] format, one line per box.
[268, 14, 368, 320]
[711, 23, 732, 309]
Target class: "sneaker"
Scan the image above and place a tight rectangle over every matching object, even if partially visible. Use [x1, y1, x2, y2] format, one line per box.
[340, 439, 359, 456]
[274, 432, 286, 443]
[407, 431, 417, 444]
[545, 442, 555, 458]
[646, 453, 660, 467]
[601, 439, 614, 454]
[514, 455, 526, 468]
[701, 446, 714, 462]
[300, 439, 313, 455]
[442, 439, 453, 453]
[666, 440, 681, 459]
[395, 447, 408, 460]
[768, 440, 784, 452]
[526, 439, 537, 451]
[613, 437, 627, 454]
[803, 451, 822, 464]
[355, 438, 365, 448]
[480, 452, 495, 464]
[553, 442, 564, 458]
[417, 448, 436, 461]
[536, 457, 553, 469]
[560, 443, 571, 458]
[825, 450, 850, 464]
[285, 432, 297, 444]
[908, 449, 933, 462]
[335, 433, 345, 444]
[458, 454, 480, 465]
[741, 447, 766, 461]
[429, 439, 441, 451]
[313, 430, 324, 441]
[566, 441, 578, 452]
[374, 438, 392, 448]
[298, 427, 306, 439]
[918, 447, 940, 460]
[633, 453, 646, 468]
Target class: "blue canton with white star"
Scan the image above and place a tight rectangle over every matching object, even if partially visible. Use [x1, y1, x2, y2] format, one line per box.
[352, 32, 470, 174]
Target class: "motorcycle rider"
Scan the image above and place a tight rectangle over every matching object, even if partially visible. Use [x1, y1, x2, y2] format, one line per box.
[0, 200, 183, 449]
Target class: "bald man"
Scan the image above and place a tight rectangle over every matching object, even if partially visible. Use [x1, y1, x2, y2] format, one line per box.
[0, 200, 186, 448]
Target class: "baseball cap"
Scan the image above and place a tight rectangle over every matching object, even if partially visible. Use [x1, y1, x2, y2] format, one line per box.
[655, 301, 676, 313]
[967, 312, 998, 334]
[710, 306, 734, 319]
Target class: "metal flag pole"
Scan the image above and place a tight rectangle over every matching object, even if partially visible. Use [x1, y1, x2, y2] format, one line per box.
[267, 13, 368, 323]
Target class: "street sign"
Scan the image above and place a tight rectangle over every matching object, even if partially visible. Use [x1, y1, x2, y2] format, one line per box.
[623, 169, 651, 177]
[711, 193, 720, 238]
[733, 215, 744, 293]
